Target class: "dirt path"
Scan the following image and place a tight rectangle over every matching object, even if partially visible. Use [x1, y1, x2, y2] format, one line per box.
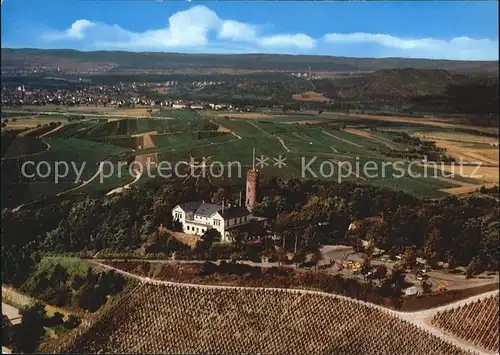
[405, 290, 500, 355]
[39, 124, 65, 138]
[105, 169, 143, 196]
[322, 130, 364, 148]
[2, 302, 21, 324]
[1, 139, 51, 161]
[93, 261, 497, 355]
[345, 128, 398, 150]
[319, 111, 498, 135]
[441, 183, 497, 195]
[56, 161, 108, 197]
[217, 113, 283, 119]
[275, 135, 291, 152]
[2, 285, 77, 318]
[231, 132, 242, 140]
[247, 121, 290, 153]
[130, 131, 158, 138]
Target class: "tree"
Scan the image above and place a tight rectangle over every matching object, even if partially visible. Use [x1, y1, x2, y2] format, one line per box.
[13, 302, 47, 353]
[171, 219, 183, 232]
[423, 229, 444, 262]
[44, 312, 64, 327]
[196, 228, 222, 254]
[2, 314, 12, 346]
[365, 244, 375, 258]
[401, 247, 417, 269]
[466, 259, 483, 279]
[447, 255, 457, 270]
[422, 281, 432, 294]
[228, 229, 244, 250]
[211, 188, 231, 204]
[373, 264, 387, 280]
[293, 252, 306, 267]
[360, 258, 372, 280]
[64, 315, 82, 330]
[310, 249, 323, 270]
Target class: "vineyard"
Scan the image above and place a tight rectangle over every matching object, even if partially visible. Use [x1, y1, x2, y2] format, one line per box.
[49, 282, 475, 355]
[431, 294, 499, 353]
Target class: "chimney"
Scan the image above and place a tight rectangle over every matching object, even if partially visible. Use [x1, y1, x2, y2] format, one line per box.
[222, 200, 225, 214]
[239, 191, 242, 207]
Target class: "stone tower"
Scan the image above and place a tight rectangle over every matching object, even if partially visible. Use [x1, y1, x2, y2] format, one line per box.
[245, 148, 259, 212]
[245, 170, 259, 212]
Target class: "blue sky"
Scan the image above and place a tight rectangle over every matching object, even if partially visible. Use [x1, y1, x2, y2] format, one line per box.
[2, 1, 498, 60]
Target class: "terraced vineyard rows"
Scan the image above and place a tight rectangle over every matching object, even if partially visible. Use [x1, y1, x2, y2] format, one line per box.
[56, 283, 475, 355]
[431, 294, 499, 353]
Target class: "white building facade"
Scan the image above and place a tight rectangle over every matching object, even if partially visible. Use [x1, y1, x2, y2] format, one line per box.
[172, 202, 251, 242]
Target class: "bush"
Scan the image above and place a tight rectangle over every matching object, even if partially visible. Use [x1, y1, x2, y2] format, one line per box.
[165, 236, 190, 254]
[43, 312, 64, 327]
[63, 315, 82, 330]
[199, 262, 218, 276]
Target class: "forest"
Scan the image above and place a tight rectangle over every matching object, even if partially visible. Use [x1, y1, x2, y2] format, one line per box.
[2, 177, 498, 290]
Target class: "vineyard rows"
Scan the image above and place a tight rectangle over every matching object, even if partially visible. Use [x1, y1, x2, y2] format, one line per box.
[432, 294, 499, 353]
[50, 282, 476, 354]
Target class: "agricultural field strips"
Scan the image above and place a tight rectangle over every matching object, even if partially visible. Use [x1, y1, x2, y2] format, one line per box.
[1, 111, 34, 118]
[153, 109, 203, 120]
[49, 122, 96, 139]
[151, 132, 234, 150]
[2, 136, 48, 159]
[52, 282, 473, 355]
[366, 176, 457, 199]
[75, 118, 211, 138]
[207, 117, 472, 189]
[431, 294, 499, 353]
[67, 162, 136, 196]
[3, 137, 132, 205]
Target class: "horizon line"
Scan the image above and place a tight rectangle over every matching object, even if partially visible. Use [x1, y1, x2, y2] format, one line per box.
[2, 47, 497, 63]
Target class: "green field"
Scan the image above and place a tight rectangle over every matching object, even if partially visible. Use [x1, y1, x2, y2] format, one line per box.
[3, 112, 489, 205]
[3, 137, 132, 206]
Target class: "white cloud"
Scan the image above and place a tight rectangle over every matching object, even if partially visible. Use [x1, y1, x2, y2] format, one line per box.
[323, 32, 498, 60]
[219, 20, 258, 41]
[39, 6, 497, 60]
[259, 34, 316, 50]
[43, 19, 95, 40]
[41, 5, 316, 53]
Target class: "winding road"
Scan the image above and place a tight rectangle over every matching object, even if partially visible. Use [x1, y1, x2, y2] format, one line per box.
[105, 169, 143, 196]
[93, 260, 498, 355]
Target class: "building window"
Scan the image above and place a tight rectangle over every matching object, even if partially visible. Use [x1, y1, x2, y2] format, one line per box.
[174, 212, 182, 220]
[196, 227, 199, 234]
[187, 226, 190, 231]
[214, 219, 221, 227]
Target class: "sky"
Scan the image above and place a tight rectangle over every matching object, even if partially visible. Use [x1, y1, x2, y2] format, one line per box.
[1, 1, 498, 60]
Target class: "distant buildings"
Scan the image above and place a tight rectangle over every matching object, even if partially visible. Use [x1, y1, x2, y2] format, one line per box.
[172, 103, 188, 109]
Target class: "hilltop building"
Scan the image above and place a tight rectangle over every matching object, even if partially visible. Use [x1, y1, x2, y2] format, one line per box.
[172, 202, 251, 242]
[172, 149, 264, 241]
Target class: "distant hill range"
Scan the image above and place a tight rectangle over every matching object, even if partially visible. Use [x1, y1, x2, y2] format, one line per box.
[314, 68, 498, 99]
[1, 48, 498, 76]
[311, 68, 498, 120]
